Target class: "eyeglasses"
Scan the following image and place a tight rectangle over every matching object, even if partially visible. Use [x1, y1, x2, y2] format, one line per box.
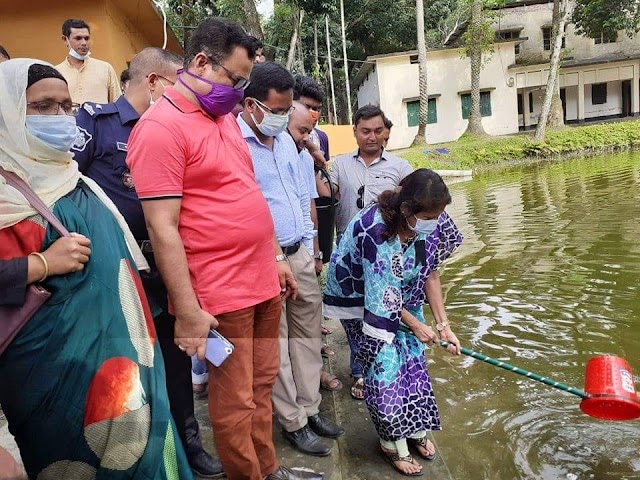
[27, 101, 81, 116]
[357, 185, 365, 209]
[208, 56, 251, 91]
[253, 98, 295, 116]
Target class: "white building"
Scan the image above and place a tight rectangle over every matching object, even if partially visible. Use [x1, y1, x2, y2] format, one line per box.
[353, 0, 640, 148]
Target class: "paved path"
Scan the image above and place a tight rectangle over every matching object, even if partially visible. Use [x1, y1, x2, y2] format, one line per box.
[0, 318, 454, 480]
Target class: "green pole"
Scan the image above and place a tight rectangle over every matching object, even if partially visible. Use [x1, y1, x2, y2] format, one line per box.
[439, 340, 588, 399]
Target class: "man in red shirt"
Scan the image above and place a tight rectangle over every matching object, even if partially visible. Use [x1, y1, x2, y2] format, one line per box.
[127, 17, 319, 480]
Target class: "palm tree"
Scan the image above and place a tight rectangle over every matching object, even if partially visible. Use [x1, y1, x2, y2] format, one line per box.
[414, 0, 429, 145]
[465, 0, 487, 136]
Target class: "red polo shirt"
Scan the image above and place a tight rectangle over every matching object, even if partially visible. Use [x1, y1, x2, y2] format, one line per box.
[127, 87, 280, 315]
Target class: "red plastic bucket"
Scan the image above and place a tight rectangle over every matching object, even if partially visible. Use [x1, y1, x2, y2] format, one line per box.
[580, 355, 640, 421]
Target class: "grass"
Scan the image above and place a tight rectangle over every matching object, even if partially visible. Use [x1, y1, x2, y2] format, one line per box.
[397, 120, 640, 171]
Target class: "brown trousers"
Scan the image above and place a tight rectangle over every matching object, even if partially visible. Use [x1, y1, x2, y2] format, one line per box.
[271, 247, 324, 432]
[207, 295, 282, 480]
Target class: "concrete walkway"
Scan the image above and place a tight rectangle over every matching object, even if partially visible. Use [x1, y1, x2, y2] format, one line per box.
[0, 318, 455, 480]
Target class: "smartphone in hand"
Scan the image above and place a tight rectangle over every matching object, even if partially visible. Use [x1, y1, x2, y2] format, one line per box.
[205, 329, 234, 367]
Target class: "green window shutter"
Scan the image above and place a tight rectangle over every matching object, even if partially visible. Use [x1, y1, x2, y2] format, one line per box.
[428, 98, 437, 124]
[480, 91, 492, 117]
[407, 101, 420, 127]
[461, 94, 471, 119]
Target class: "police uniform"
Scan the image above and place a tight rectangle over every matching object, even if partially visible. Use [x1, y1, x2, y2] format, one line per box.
[72, 96, 221, 474]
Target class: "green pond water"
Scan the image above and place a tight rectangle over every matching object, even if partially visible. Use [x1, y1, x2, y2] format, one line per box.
[430, 151, 640, 479]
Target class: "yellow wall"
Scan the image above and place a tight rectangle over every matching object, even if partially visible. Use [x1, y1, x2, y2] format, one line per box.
[0, 0, 182, 76]
[319, 125, 358, 158]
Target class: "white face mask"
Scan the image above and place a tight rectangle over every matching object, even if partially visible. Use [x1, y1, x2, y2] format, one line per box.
[68, 48, 90, 61]
[250, 99, 290, 137]
[26, 115, 77, 152]
[409, 215, 438, 236]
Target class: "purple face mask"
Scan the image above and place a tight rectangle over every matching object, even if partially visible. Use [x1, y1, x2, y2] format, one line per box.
[177, 69, 244, 117]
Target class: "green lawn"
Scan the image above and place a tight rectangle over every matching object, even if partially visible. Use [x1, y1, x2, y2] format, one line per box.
[397, 120, 640, 171]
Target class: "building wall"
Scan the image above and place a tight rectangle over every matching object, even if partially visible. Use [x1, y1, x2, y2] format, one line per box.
[356, 67, 380, 108]
[0, 0, 181, 76]
[367, 42, 519, 149]
[496, 1, 640, 64]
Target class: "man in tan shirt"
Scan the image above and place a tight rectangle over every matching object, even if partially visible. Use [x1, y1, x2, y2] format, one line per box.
[55, 19, 121, 105]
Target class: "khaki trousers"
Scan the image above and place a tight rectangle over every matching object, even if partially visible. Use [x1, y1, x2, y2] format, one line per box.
[272, 247, 324, 432]
[207, 295, 282, 480]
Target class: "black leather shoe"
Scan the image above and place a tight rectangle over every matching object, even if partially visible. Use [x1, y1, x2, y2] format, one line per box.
[283, 425, 332, 457]
[189, 449, 225, 478]
[307, 414, 345, 439]
[266, 465, 324, 479]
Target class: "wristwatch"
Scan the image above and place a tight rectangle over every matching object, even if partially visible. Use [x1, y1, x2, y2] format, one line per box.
[314, 251, 323, 261]
[435, 321, 449, 332]
[275, 254, 287, 262]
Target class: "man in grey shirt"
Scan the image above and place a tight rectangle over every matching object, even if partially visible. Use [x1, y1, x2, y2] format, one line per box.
[327, 104, 413, 399]
[330, 105, 413, 240]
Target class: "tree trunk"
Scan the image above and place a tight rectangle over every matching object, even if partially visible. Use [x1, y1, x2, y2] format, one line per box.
[181, 0, 196, 49]
[287, 8, 304, 70]
[339, 0, 353, 123]
[534, 0, 569, 141]
[325, 15, 338, 124]
[314, 19, 320, 74]
[414, 0, 429, 145]
[297, 27, 306, 74]
[547, 0, 566, 128]
[242, 0, 264, 40]
[465, 0, 487, 136]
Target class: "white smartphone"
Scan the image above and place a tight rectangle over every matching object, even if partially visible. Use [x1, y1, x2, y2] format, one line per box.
[205, 329, 234, 367]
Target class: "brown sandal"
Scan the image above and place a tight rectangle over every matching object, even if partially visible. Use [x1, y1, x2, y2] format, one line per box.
[380, 447, 424, 477]
[408, 436, 436, 461]
[350, 378, 365, 400]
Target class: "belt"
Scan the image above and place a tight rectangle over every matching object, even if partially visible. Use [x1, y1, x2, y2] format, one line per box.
[137, 240, 153, 254]
[281, 241, 301, 256]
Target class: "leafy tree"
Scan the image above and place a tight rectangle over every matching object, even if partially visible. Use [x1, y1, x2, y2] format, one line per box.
[573, 0, 640, 38]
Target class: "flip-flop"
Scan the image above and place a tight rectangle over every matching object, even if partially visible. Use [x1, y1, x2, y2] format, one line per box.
[408, 436, 436, 461]
[380, 447, 424, 477]
[320, 372, 343, 391]
[350, 378, 365, 400]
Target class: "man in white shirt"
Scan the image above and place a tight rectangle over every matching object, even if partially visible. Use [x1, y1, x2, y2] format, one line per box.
[55, 19, 121, 104]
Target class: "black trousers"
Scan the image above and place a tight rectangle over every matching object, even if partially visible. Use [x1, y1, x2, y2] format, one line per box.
[141, 260, 205, 457]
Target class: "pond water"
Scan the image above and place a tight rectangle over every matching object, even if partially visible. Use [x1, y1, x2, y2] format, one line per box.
[432, 152, 640, 479]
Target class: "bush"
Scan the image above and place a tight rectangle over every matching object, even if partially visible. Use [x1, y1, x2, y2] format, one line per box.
[398, 120, 640, 170]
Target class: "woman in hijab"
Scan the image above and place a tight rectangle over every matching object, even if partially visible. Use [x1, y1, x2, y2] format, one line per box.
[0, 59, 193, 479]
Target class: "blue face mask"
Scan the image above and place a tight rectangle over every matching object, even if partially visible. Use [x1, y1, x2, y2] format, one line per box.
[409, 215, 439, 236]
[26, 115, 77, 152]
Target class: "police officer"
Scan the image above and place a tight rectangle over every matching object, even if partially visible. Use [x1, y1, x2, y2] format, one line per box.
[72, 47, 225, 479]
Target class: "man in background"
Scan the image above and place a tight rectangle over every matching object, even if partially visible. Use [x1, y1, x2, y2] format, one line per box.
[72, 47, 224, 479]
[56, 19, 121, 104]
[120, 68, 130, 94]
[327, 105, 413, 400]
[294, 75, 330, 164]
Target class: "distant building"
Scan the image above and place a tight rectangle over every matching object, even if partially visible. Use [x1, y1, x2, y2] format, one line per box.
[0, 0, 183, 76]
[354, 0, 640, 148]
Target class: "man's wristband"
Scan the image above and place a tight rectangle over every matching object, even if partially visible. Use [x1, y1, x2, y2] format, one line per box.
[276, 254, 287, 262]
[435, 321, 449, 332]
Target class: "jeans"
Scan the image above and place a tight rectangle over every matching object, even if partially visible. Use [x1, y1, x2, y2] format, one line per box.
[192, 356, 208, 385]
[340, 318, 363, 378]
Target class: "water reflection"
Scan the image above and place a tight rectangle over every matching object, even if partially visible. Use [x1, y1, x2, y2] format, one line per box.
[432, 152, 640, 479]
